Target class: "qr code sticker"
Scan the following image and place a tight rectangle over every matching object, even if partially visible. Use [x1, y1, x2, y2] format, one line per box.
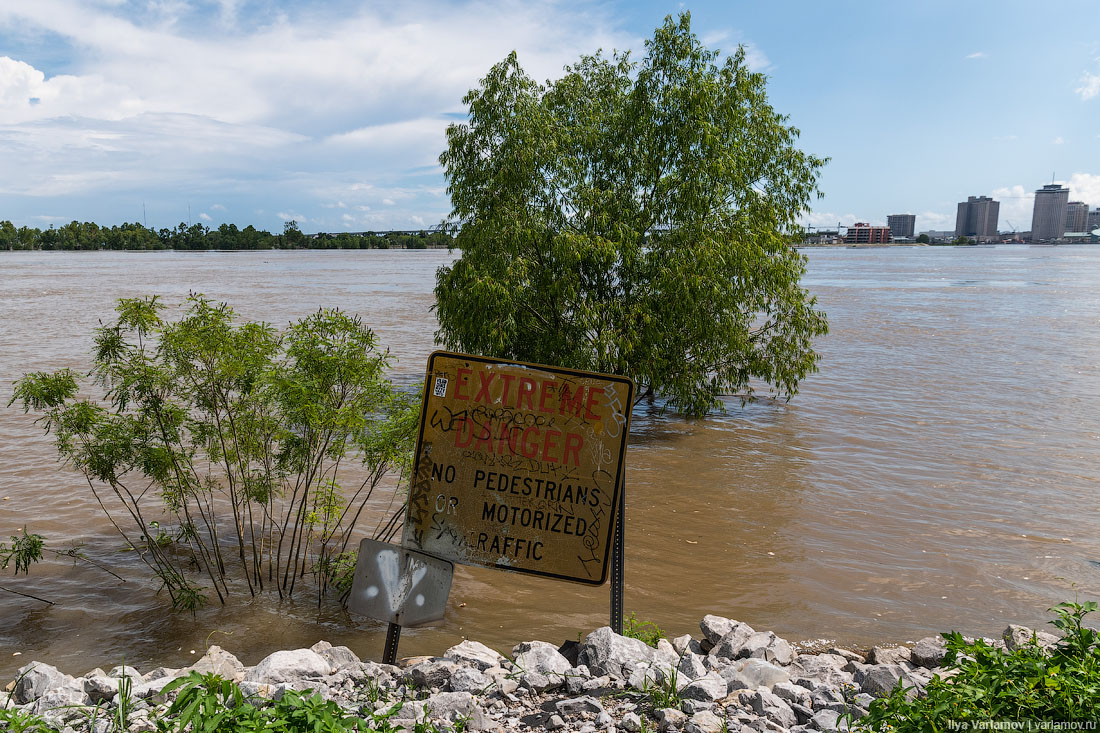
[433, 377, 449, 398]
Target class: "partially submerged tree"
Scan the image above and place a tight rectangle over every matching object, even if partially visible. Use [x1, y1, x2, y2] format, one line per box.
[11, 296, 417, 611]
[435, 12, 829, 416]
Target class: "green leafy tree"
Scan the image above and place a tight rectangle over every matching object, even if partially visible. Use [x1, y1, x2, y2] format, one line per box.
[11, 296, 417, 611]
[283, 220, 306, 248]
[915, 233, 930, 244]
[435, 12, 828, 416]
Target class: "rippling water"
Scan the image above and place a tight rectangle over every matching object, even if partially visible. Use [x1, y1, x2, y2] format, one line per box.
[2, 246, 1099, 678]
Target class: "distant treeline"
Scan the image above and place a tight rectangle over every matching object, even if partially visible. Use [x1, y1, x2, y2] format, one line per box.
[0, 220, 454, 251]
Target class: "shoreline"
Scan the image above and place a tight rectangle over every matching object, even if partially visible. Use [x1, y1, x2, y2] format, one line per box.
[2, 613, 1054, 733]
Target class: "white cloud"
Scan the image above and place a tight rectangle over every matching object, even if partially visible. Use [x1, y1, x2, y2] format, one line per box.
[991, 185, 1034, 231]
[277, 211, 305, 222]
[1053, 136, 1064, 144]
[1076, 63, 1100, 100]
[800, 211, 860, 229]
[198, 212, 212, 221]
[1068, 173, 1100, 206]
[965, 51, 986, 59]
[0, 1, 773, 231]
[0, 113, 307, 196]
[917, 211, 954, 230]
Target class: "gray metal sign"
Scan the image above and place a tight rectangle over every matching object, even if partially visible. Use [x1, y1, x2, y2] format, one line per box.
[347, 538, 454, 626]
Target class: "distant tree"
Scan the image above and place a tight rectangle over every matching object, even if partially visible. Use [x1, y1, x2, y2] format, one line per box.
[283, 220, 306, 248]
[435, 12, 829, 415]
[0, 220, 16, 250]
[916, 233, 930, 244]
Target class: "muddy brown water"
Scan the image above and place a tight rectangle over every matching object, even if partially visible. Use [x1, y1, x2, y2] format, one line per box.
[2, 246, 1099, 678]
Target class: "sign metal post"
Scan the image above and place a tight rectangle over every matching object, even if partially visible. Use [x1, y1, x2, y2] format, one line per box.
[382, 623, 402, 665]
[610, 481, 625, 634]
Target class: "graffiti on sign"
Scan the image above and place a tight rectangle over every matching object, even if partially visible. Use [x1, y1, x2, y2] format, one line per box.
[403, 351, 633, 585]
[347, 538, 453, 626]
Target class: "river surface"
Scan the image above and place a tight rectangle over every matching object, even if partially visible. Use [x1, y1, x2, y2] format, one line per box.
[2, 246, 1099, 678]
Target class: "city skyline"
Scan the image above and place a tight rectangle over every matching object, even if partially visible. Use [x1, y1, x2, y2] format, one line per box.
[1, 1, 1098, 233]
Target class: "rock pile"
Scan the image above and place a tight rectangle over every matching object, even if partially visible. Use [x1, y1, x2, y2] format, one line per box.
[1, 617, 1045, 733]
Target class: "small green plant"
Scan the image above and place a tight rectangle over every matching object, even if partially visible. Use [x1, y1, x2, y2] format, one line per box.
[361, 676, 385, 705]
[158, 671, 265, 731]
[858, 599, 1100, 730]
[0, 708, 60, 733]
[157, 670, 409, 732]
[0, 528, 45, 575]
[114, 668, 134, 732]
[641, 666, 681, 710]
[623, 612, 666, 648]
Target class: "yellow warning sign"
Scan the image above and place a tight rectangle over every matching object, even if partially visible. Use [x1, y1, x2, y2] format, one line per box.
[403, 351, 634, 585]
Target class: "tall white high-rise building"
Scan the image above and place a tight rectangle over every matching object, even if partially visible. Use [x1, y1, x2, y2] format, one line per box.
[887, 214, 916, 239]
[1065, 201, 1089, 232]
[1088, 208, 1100, 233]
[954, 196, 999, 241]
[1031, 184, 1070, 242]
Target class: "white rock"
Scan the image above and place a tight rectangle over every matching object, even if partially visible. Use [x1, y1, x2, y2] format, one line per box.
[129, 676, 174, 701]
[407, 657, 461, 690]
[555, 695, 604, 715]
[657, 707, 687, 732]
[739, 631, 795, 666]
[310, 641, 363, 673]
[677, 652, 708, 681]
[579, 627, 656, 679]
[730, 658, 790, 689]
[1003, 625, 1059, 653]
[679, 671, 726, 702]
[514, 641, 572, 683]
[789, 654, 853, 689]
[423, 691, 492, 729]
[868, 646, 911, 665]
[772, 680, 811, 708]
[244, 649, 332, 684]
[699, 615, 737, 646]
[708, 623, 756, 660]
[654, 639, 680, 669]
[14, 662, 72, 705]
[451, 666, 493, 693]
[684, 709, 725, 733]
[911, 637, 947, 668]
[187, 645, 247, 681]
[748, 688, 796, 728]
[621, 712, 643, 732]
[34, 683, 89, 717]
[83, 675, 123, 703]
[448, 640, 506, 671]
[107, 665, 142, 680]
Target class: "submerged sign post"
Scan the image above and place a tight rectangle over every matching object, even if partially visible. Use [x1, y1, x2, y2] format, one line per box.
[404, 351, 634, 586]
[351, 350, 633, 663]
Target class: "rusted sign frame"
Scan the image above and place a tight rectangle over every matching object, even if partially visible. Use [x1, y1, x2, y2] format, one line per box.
[403, 350, 634, 586]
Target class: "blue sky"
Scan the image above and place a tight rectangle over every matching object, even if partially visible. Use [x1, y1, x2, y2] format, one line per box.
[1, 0, 1098, 234]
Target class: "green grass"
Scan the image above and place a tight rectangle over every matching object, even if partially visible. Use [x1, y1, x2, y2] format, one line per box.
[856, 600, 1100, 730]
[623, 612, 666, 648]
[0, 708, 60, 733]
